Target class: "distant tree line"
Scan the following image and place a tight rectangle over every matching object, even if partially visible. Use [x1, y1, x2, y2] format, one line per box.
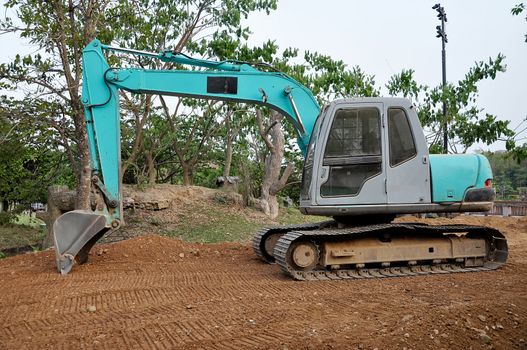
[484, 151, 527, 200]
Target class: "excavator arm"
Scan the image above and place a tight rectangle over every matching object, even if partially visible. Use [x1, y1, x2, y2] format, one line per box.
[53, 39, 321, 274]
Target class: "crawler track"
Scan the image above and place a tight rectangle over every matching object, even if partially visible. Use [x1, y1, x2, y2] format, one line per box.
[273, 223, 508, 281]
[252, 220, 335, 262]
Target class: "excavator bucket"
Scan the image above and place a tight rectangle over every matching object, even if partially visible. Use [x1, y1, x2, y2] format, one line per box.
[53, 210, 110, 275]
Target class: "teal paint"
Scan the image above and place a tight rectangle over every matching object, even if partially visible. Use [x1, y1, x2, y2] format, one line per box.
[82, 41, 122, 224]
[109, 68, 318, 148]
[429, 154, 492, 202]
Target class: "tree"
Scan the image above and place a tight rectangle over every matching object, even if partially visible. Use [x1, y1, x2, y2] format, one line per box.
[512, 3, 527, 42]
[0, 0, 278, 207]
[0, 0, 120, 209]
[386, 56, 523, 157]
[0, 96, 73, 208]
[510, 3, 527, 161]
[484, 150, 527, 199]
[112, 1, 277, 182]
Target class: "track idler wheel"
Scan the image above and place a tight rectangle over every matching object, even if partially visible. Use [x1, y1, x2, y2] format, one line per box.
[263, 233, 284, 261]
[286, 241, 320, 271]
[53, 210, 110, 275]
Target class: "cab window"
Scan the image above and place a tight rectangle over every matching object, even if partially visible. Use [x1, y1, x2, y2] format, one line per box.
[388, 108, 417, 167]
[321, 107, 382, 197]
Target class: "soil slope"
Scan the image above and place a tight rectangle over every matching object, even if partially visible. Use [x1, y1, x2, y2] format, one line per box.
[0, 216, 526, 349]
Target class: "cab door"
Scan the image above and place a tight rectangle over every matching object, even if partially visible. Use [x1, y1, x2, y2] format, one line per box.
[315, 102, 387, 205]
[384, 106, 430, 204]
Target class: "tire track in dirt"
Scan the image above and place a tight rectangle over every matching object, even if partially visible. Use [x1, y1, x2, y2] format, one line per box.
[0, 216, 526, 349]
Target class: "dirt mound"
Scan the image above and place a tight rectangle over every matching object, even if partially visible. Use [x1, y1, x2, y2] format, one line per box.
[0, 216, 526, 349]
[123, 184, 242, 210]
[112, 184, 311, 245]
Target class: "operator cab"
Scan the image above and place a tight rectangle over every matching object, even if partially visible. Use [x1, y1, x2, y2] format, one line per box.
[299, 98, 431, 218]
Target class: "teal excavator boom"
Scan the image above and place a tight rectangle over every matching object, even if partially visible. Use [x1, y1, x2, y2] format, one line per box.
[53, 39, 321, 274]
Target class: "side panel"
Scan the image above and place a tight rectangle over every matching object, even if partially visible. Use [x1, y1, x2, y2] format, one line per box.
[429, 154, 483, 202]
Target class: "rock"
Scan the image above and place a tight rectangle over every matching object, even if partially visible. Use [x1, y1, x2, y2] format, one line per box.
[479, 333, 491, 344]
[87, 305, 97, 312]
[404, 333, 410, 338]
[402, 314, 414, 322]
[478, 315, 487, 322]
[179, 253, 185, 258]
[496, 323, 504, 330]
[433, 329, 439, 335]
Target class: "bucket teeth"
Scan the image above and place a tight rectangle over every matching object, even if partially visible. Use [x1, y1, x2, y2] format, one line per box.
[53, 210, 109, 274]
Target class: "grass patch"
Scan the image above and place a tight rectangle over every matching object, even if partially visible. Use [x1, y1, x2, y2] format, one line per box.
[162, 206, 322, 244]
[14, 213, 45, 228]
[275, 207, 322, 225]
[165, 207, 261, 243]
[0, 224, 45, 251]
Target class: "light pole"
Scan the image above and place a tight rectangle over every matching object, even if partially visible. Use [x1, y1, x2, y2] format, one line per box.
[433, 3, 448, 153]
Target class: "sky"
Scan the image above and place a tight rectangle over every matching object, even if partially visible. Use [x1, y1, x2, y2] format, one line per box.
[0, 0, 525, 151]
[243, 0, 527, 151]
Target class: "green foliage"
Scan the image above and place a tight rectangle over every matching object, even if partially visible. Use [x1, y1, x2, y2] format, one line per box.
[386, 55, 524, 159]
[386, 69, 423, 100]
[0, 100, 74, 204]
[484, 151, 527, 199]
[301, 51, 379, 102]
[0, 212, 14, 226]
[511, 3, 527, 42]
[513, 2, 526, 14]
[0, 0, 279, 199]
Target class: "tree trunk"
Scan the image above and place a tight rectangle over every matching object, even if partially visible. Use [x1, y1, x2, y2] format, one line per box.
[224, 135, 233, 178]
[72, 100, 92, 210]
[257, 111, 294, 219]
[223, 110, 234, 177]
[39, 185, 76, 249]
[76, 138, 92, 210]
[146, 152, 157, 184]
[182, 164, 191, 186]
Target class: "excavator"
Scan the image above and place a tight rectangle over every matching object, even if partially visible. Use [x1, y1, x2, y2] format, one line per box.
[53, 39, 508, 279]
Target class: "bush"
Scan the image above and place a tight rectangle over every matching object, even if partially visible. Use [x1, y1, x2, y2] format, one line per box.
[0, 212, 15, 226]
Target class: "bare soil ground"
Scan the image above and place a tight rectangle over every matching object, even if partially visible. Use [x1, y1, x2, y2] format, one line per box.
[0, 215, 525, 350]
